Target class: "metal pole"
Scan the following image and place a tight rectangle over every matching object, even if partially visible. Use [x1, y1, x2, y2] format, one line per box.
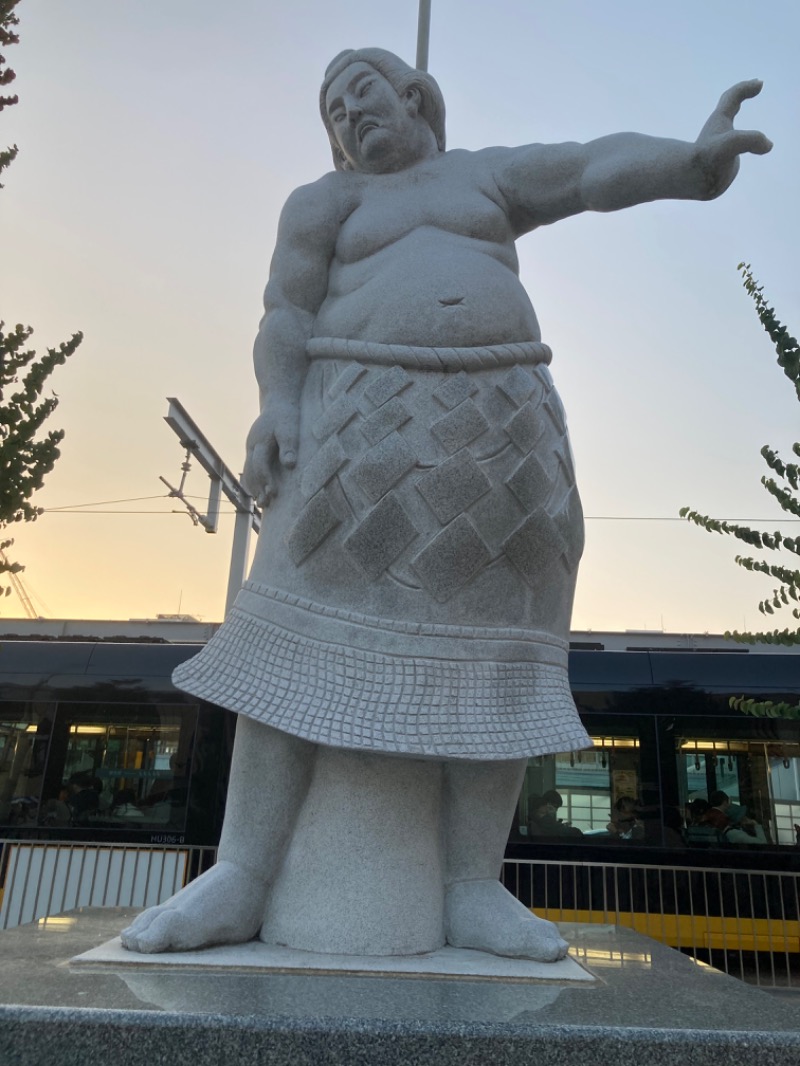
[225, 499, 254, 615]
[162, 398, 261, 617]
[416, 0, 431, 71]
[205, 473, 222, 534]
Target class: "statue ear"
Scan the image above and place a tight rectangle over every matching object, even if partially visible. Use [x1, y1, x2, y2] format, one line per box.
[403, 86, 421, 118]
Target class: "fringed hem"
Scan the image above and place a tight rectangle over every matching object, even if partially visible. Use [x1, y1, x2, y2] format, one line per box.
[173, 601, 591, 761]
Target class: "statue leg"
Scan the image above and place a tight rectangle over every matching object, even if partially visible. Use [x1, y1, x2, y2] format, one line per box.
[121, 717, 315, 953]
[443, 758, 568, 961]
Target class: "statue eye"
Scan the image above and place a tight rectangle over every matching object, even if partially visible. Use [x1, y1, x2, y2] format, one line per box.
[357, 79, 373, 98]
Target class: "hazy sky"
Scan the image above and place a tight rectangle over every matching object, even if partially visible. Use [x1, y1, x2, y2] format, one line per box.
[2, 0, 799, 632]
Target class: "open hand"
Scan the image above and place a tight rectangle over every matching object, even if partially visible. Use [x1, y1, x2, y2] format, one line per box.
[694, 80, 772, 198]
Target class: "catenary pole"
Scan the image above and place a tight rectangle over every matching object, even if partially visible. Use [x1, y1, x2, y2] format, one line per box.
[416, 0, 431, 71]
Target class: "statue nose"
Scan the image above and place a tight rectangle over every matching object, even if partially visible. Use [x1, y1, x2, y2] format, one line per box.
[346, 97, 363, 122]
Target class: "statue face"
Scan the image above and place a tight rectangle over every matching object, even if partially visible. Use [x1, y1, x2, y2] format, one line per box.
[324, 61, 420, 173]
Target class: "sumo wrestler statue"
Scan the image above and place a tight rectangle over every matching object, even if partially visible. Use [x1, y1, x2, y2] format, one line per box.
[122, 49, 769, 961]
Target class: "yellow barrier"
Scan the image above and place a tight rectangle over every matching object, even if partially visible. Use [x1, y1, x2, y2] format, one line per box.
[533, 907, 800, 954]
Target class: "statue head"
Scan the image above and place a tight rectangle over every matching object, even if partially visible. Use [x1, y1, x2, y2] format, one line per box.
[320, 48, 446, 172]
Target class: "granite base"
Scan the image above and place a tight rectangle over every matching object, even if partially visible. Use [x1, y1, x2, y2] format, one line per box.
[1, 908, 799, 1065]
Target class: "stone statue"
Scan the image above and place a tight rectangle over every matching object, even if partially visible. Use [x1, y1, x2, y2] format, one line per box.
[121, 49, 770, 961]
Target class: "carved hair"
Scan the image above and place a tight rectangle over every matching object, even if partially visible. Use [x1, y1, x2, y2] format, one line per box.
[320, 48, 446, 170]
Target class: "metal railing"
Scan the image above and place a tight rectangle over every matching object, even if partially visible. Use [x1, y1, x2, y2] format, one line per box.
[0, 839, 217, 930]
[504, 857, 800, 990]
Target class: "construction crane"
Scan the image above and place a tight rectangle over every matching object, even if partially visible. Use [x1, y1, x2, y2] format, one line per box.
[0, 548, 38, 619]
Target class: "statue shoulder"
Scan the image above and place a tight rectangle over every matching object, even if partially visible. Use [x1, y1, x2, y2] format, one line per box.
[469, 144, 552, 169]
[439, 144, 554, 184]
[279, 171, 356, 241]
[439, 146, 498, 174]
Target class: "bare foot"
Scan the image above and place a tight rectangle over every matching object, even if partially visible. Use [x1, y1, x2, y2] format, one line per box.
[445, 879, 568, 962]
[121, 861, 269, 954]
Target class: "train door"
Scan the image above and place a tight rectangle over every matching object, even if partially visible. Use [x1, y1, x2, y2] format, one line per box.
[0, 701, 58, 828]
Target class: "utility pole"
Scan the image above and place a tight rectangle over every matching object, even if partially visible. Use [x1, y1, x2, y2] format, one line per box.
[161, 398, 260, 616]
[416, 0, 432, 71]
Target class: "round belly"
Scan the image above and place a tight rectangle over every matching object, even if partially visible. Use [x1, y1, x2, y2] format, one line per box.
[314, 246, 541, 348]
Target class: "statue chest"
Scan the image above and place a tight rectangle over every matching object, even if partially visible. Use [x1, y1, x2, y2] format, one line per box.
[336, 173, 512, 264]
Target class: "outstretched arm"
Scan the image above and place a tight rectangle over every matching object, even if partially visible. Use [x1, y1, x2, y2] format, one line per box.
[242, 178, 340, 507]
[494, 80, 772, 235]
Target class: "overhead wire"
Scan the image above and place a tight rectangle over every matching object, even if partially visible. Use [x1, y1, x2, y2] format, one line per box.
[43, 493, 240, 516]
[37, 501, 800, 523]
[45, 494, 171, 511]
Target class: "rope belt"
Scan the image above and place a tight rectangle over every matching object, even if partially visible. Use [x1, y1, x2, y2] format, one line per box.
[306, 337, 552, 371]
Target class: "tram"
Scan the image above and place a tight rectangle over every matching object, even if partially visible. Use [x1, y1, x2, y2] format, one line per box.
[504, 637, 800, 962]
[1, 633, 799, 961]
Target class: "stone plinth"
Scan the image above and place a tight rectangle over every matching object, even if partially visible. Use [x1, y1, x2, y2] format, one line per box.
[261, 748, 445, 954]
[2, 908, 800, 1066]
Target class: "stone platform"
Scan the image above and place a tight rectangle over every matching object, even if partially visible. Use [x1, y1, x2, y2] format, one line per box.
[73, 932, 595, 983]
[1, 908, 800, 1065]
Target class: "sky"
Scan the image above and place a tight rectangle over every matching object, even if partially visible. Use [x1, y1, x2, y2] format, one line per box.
[1, 0, 799, 632]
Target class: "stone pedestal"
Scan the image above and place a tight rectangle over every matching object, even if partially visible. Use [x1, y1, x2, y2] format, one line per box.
[262, 749, 444, 955]
[3, 909, 800, 1066]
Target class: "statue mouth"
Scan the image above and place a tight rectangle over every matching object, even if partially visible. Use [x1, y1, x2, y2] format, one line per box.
[358, 122, 379, 143]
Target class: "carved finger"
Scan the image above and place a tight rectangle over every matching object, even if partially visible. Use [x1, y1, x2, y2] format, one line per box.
[734, 129, 773, 155]
[698, 80, 763, 141]
[280, 445, 297, 468]
[274, 410, 300, 469]
[242, 447, 265, 500]
[708, 128, 773, 166]
[252, 440, 276, 507]
[717, 79, 763, 119]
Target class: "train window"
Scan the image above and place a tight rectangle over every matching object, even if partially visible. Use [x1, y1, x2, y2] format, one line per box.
[678, 735, 800, 847]
[57, 704, 197, 831]
[515, 735, 642, 841]
[0, 700, 200, 834]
